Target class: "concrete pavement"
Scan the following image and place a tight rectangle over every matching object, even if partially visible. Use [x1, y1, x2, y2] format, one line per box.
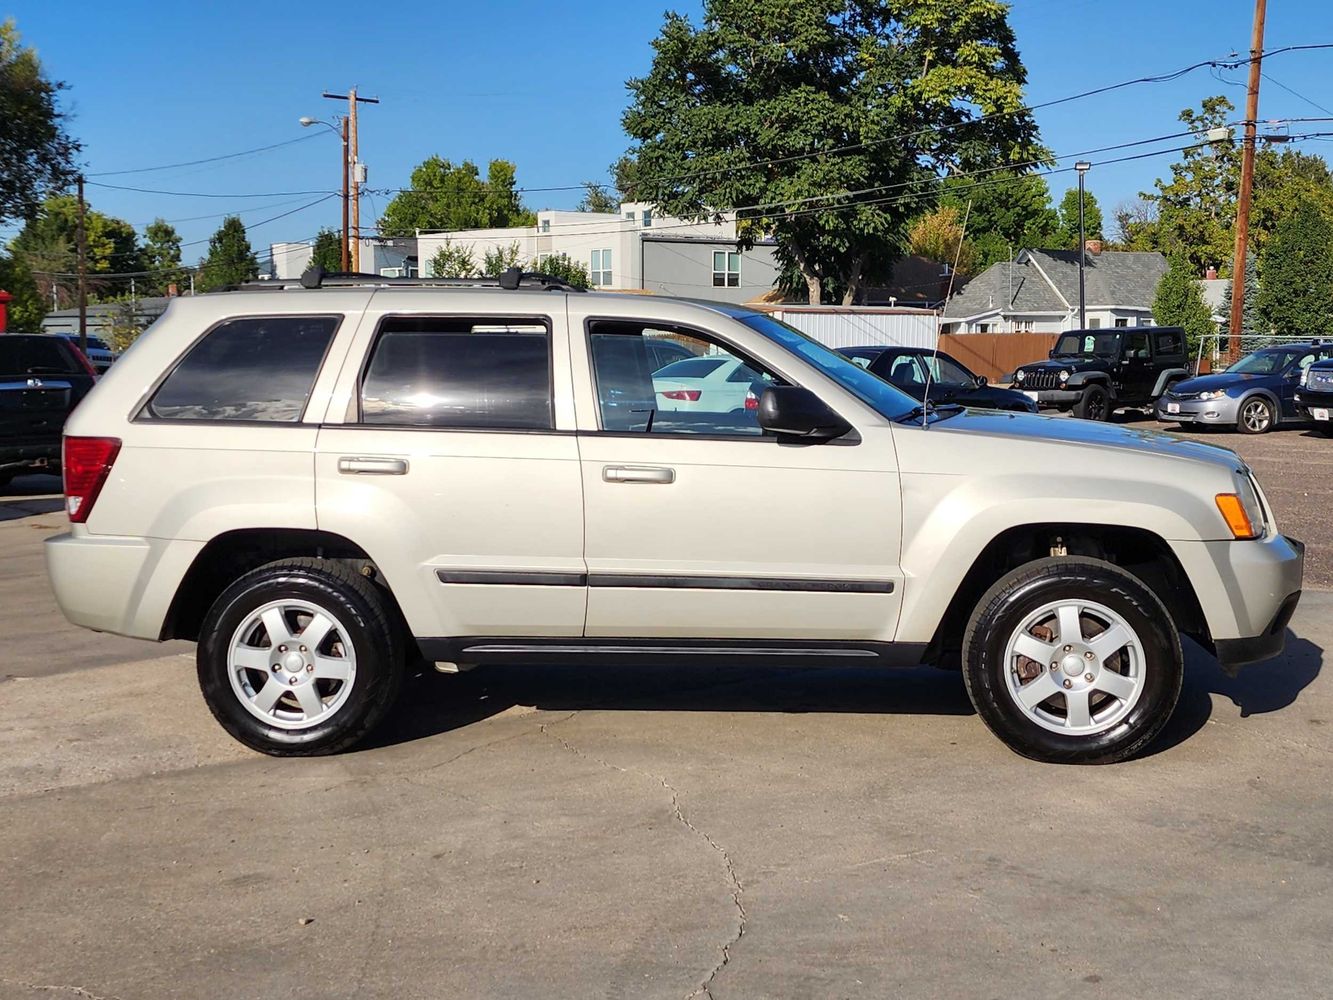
[2, 494, 1330, 998]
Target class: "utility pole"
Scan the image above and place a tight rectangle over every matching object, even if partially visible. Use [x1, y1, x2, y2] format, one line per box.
[323, 88, 378, 273]
[76, 174, 88, 355]
[340, 117, 350, 271]
[1228, 0, 1267, 360]
[1075, 161, 1091, 329]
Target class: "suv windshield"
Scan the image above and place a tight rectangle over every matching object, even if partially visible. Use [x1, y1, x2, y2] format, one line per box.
[1053, 331, 1121, 357]
[738, 314, 917, 420]
[1227, 349, 1300, 375]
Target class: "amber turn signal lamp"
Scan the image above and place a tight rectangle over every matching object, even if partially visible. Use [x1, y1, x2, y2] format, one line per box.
[1215, 493, 1258, 539]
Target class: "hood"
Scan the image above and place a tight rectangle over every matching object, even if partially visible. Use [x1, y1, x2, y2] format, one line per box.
[1020, 357, 1108, 373]
[1173, 371, 1275, 393]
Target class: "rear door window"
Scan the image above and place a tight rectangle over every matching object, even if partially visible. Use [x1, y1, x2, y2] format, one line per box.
[145, 316, 339, 422]
[360, 316, 552, 429]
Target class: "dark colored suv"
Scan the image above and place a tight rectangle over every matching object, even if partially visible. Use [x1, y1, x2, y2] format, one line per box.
[1013, 327, 1191, 420]
[1296, 357, 1333, 435]
[0, 334, 98, 486]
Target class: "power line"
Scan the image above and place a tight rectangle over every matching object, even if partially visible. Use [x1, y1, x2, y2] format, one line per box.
[86, 180, 335, 199]
[86, 133, 323, 177]
[1261, 71, 1333, 117]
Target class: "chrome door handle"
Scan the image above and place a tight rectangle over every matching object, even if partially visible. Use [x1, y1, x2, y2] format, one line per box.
[602, 465, 675, 484]
[338, 457, 408, 475]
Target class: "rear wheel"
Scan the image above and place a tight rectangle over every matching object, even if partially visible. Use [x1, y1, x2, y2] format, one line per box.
[1238, 396, 1275, 434]
[197, 558, 404, 756]
[962, 558, 1182, 764]
[1073, 384, 1111, 421]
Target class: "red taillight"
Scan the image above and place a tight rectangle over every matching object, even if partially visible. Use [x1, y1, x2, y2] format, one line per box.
[660, 389, 701, 401]
[63, 436, 120, 524]
[744, 391, 759, 410]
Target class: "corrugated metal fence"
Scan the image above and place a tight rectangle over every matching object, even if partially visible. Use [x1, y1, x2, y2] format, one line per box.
[761, 306, 939, 350]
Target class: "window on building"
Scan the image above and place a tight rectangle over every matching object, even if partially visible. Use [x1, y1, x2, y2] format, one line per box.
[712, 251, 741, 287]
[144, 316, 338, 422]
[1114, 317, 1129, 328]
[624, 211, 636, 222]
[540, 219, 550, 233]
[642, 209, 653, 228]
[975, 322, 992, 333]
[591, 248, 613, 286]
[1088, 318, 1102, 329]
[360, 316, 552, 430]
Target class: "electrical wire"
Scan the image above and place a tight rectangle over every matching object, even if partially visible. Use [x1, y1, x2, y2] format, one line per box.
[86, 180, 336, 199]
[1261, 72, 1333, 117]
[87, 133, 324, 177]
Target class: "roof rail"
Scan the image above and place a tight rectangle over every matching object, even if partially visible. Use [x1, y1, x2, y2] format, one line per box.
[236, 266, 585, 293]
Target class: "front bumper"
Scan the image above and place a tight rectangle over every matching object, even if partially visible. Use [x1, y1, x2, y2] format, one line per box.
[1295, 388, 1333, 422]
[1023, 388, 1081, 407]
[1155, 395, 1242, 425]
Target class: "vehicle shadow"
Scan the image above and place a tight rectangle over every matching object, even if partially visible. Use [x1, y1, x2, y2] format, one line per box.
[0, 474, 65, 519]
[367, 633, 1323, 758]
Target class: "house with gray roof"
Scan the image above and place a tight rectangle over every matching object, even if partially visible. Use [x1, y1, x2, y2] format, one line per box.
[941, 246, 1169, 334]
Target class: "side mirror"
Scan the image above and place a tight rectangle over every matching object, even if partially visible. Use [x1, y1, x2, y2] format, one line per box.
[757, 386, 852, 441]
[975, 374, 989, 387]
[1048, 350, 1057, 359]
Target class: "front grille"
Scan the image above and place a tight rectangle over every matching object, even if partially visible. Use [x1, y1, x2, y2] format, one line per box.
[1023, 370, 1063, 390]
[1166, 390, 1200, 401]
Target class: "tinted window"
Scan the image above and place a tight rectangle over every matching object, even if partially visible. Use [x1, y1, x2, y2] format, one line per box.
[1155, 330, 1184, 357]
[1124, 332, 1150, 358]
[838, 348, 884, 369]
[147, 316, 337, 421]
[653, 357, 727, 379]
[1054, 332, 1120, 356]
[361, 316, 551, 429]
[920, 354, 974, 386]
[0, 337, 81, 376]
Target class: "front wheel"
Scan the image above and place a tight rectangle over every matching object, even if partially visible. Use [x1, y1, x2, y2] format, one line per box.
[1073, 384, 1111, 421]
[962, 558, 1182, 764]
[1238, 396, 1275, 434]
[197, 558, 405, 756]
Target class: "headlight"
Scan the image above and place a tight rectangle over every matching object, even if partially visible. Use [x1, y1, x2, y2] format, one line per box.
[1015, 370, 1025, 382]
[1198, 389, 1226, 400]
[1058, 370, 1070, 382]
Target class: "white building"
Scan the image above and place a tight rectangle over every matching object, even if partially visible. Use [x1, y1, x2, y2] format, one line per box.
[415, 202, 780, 304]
[266, 237, 418, 280]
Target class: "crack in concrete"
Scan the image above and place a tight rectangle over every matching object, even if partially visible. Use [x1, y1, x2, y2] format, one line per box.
[0, 979, 122, 1000]
[538, 714, 746, 1000]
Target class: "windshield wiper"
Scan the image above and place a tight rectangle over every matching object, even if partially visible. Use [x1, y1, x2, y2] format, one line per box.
[898, 402, 967, 425]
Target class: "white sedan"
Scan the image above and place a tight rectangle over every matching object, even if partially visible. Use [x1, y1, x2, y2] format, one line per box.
[652, 355, 766, 412]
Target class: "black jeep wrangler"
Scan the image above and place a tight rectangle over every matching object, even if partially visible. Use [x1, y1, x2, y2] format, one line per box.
[1012, 327, 1191, 421]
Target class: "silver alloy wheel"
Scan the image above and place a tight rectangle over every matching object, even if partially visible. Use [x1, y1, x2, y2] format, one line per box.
[1002, 598, 1146, 736]
[226, 599, 357, 730]
[1241, 398, 1272, 433]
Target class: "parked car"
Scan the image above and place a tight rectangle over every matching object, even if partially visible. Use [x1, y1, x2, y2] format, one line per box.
[46, 271, 1302, 765]
[1295, 356, 1333, 434]
[838, 346, 1038, 413]
[652, 354, 767, 413]
[0, 333, 98, 487]
[1158, 342, 1333, 434]
[51, 333, 117, 373]
[1013, 327, 1190, 420]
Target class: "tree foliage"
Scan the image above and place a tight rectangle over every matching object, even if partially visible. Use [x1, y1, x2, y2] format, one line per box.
[379, 157, 536, 237]
[0, 20, 80, 225]
[1055, 186, 1103, 247]
[141, 219, 184, 295]
[482, 241, 525, 275]
[532, 252, 590, 290]
[576, 183, 620, 214]
[309, 228, 343, 272]
[622, 0, 1042, 304]
[0, 249, 43, 329]
[941, 169, 1058, 268]
[1219, 252, 1260, 336]
[428, 240, 478, 278]
[1255, 199, 1333, 335]
[1153, 254, 1215, 356]
[10, 194, 140, 305]
[908, 205, 975, 275]
[197, 216, 257, 291]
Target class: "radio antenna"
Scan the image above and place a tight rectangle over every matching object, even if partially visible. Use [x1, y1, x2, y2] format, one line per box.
[922, 198, 972, 427]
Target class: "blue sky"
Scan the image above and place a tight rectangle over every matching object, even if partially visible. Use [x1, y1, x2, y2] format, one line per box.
[11, 0, 1333, 267]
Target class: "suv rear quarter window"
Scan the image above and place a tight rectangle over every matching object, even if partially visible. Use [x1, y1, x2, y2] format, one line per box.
[359, 316, 552, 429]
[144, 315, 339, 422]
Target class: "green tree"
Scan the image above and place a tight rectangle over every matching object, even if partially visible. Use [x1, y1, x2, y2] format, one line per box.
[1255, 199, 1333, 335]
[1251, 148, 1333, 262]
[1219, 252, 1261, 337]
[622, 0, 1042, 304]
[576, 183, 620, 214]
[482, 241, 524, 275]
[380, 157, 536, 236]
[531, 252, 589, 290]
[11, 194, 140, 304]
[612, 156, 641, 202]
[428, 240, 478, 278]
[1055, 186, 1103, 248]
[309, 228, 343, 272]
[140, 219, 184, 295]
[942, 169, 1058, 267]
[0, 249, 44, 329]
[197, 216, 258, 291]
[908, 206, 975, 275]
[0, 20, 80, 224]
[1153, 254, 1215, 356]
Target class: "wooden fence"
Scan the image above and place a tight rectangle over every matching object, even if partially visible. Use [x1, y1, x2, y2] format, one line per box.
[938, 332, 1060, 383]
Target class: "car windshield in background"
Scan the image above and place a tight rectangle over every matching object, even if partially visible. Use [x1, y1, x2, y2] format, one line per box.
[738, 313, 916, 420]
[1227, 350, 1296, 375]
[1054, 332, 1121, 357]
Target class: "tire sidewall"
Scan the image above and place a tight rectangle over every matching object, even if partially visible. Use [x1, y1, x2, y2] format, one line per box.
[197, 566, 394, 754]
[965, 561, 1182, 763]
[1078, 385, 1110, 421]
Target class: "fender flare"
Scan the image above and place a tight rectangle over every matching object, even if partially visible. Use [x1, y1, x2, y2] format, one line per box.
[1236, 387, 1282, 419]
[1064, 371, 1111, 391]
[1151, 368, 1191, 397]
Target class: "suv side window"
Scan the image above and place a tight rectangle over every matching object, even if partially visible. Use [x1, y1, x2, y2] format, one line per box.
[588, 320, 781, 436]
[145, 316, 338, 422]
[1124, 331, 1150, 359]
[360, 315, 552, 429]
[1155, 330, 1183, 358]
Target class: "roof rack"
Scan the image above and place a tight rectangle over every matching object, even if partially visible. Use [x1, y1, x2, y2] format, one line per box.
[237, 266, 585, 293]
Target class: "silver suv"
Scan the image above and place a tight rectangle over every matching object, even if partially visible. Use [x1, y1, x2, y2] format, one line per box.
[45, 271, 1304, 763]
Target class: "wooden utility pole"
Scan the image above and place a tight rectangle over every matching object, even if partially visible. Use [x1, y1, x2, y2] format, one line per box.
[1228, 0, 1267, 359]
[323, 88, 378, 273]
[340, 117, 350, 272]
[76, 174, 88, 355]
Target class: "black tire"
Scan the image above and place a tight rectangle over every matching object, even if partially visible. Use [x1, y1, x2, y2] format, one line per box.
[1073, 384, 1111, 421]
[961, 557, 1183, 764]
[197, 558, 404, 756]
[1237, 395, 1275, 434]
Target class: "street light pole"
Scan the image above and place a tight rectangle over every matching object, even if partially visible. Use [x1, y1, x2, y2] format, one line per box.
[300, 116, 350, 271]
[1075, 161, 1092, 330]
